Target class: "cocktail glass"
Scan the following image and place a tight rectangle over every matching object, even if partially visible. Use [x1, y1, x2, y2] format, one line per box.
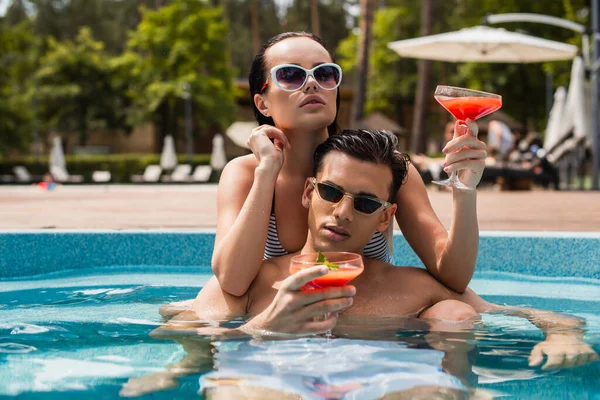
[433, 85, 502, 190]
[289, 252, 363, 337]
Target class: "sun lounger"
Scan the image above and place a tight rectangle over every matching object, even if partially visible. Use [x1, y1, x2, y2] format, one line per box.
[161, 164, 192, 182]
[13, 166, 33, 183]
[92, 171, 112, 183]
[190, 165, 212, 182]
[50, 165, 84, 183]
[131, 165, 162, 183]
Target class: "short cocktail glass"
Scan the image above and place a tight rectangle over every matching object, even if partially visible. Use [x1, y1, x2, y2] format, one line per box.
[289, 252, 363, 337]
[434, 85, 502, 190]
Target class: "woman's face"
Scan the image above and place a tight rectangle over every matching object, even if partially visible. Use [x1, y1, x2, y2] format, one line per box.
[256, 37, 338, 133]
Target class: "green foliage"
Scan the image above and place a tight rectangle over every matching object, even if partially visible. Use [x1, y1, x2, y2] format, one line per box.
[283, 0, 350, 59]
[13, 0, 142, 54]
[117, 0, 236, 138]
[223, 0, 281, 79]
[441, 0, 589, 130]
[35, 27, 130, 146]
[0, 20, 39, 155]
[0, 153, 211, 183]
[336, 3, 420, 120]
[337, 0, 590, 135]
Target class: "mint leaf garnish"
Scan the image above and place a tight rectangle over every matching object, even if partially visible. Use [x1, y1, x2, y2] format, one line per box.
[316, 251, 340, 270]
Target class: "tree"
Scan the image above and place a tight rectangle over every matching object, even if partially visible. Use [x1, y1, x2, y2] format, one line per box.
[0, 20, 38, 155]
[117, 0, 236, 145]
[411, 0, 433, 154]
[337, 3, 421, 128]
[338, 0, 590, 152]
[35, 27, 130, 146]
[6, 0, 143, 54]
[350, 0, 376, 127]
[222, 0, 281, 80]
[283, 0, 350, 57]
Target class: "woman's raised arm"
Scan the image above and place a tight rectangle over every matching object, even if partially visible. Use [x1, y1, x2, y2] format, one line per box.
[211, 126, 289, 296]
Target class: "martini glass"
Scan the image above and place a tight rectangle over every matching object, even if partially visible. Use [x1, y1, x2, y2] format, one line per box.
[433, 85, 502, 190]
[289, 252, 363, 337]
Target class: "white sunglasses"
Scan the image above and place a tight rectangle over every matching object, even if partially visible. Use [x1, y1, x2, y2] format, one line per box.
[260, 63, 343, 93]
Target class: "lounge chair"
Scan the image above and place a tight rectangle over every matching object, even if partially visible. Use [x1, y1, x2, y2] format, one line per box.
[161, 164, 192, 182]
[92, 171, 112, 183]
[131, 165, 162, 183]
[13, 166, 33, 183]
[190, 165, 212, 182]
[50, 165, 84, 183]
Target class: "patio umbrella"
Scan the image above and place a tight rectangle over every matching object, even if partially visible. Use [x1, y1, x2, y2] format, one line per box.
[388, 25, 578, 63]
[543, 86, 567, 152]
[210, 134, 227, 172]
[49, 136, 67, 172]
[160, 135, 178, 170]
[560, 56, 592, 144]
[225, 121, 258, 149]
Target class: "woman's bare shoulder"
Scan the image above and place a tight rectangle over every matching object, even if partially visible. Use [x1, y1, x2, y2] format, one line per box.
[218, 155, 259, 193]
[223, 154, 258, 174]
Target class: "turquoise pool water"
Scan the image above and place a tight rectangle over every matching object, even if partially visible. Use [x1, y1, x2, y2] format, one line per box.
[1, 231, 599, 399]
[0, 266, 598, 399]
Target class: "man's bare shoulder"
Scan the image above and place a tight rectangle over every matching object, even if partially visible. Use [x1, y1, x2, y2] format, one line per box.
[365, 260, 442, 290]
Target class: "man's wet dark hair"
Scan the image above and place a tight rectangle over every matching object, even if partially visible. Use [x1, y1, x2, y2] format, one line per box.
[249, 32, 341, 135]
[312, 129, 410, 203]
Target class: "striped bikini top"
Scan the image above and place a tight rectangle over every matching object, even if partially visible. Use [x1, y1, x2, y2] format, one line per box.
[264, 212, 394, 263]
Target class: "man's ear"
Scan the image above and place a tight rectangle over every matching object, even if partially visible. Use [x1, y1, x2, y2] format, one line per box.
[377, 204, 397, 233]
[302, 178, 314, 209]
[254, 93, 270, 117]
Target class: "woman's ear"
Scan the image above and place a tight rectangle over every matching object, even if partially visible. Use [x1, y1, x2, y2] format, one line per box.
[377, 204, 397, 233]
[302, 178, 314, 209]
[254, 93, 270, 117]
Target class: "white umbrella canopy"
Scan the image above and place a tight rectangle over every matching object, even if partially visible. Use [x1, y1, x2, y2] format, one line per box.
[543, 86, 567, 151]
[225, 121, 258, 149]
[49, 136, 67, 172]
[210, 134, 227, 172]
[560, 56, 592, 144]
[388, 25, 578, 63]
[160, 135, 178, 170]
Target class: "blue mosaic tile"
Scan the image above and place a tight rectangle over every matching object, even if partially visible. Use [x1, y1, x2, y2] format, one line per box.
[1, 231, 599, 279]
[393, 234, 600, 279]
[0, 232, 214, 278]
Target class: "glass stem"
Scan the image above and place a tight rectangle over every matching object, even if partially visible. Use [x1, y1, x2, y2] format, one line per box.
[447, 171, 461, 184]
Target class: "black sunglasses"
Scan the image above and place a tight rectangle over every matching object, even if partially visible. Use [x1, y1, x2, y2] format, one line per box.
[310, 178, 391, 215]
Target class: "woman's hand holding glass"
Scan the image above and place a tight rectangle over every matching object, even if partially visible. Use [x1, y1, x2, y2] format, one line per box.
[442, 120, 488, 190]
[247, 124, 291, 174]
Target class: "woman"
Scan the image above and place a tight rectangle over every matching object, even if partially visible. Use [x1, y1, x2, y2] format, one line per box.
[212, 32, 486, 297]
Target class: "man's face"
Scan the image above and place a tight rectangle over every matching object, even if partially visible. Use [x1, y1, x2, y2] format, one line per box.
[303, 151, 397, 254]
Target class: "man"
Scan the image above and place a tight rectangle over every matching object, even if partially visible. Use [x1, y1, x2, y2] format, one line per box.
[122, 129, 597, 398]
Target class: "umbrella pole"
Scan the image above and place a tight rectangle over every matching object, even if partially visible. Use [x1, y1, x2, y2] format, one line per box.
[592, 0, 600, 190]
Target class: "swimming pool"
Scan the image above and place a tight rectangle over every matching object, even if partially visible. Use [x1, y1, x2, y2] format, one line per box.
[1, 230, 599, 398]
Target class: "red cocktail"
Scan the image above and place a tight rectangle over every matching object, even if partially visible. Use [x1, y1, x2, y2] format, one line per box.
[433, 85, 502, 190]
[289, 252, 364, 291]
[435, 96, 502, 123]
[289, 252, 363, 337]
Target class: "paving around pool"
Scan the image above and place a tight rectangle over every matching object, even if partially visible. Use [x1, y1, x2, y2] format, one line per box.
[1, 184, 600, 231]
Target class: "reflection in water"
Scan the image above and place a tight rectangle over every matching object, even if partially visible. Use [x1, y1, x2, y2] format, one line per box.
[121, 312, 599, 399]
[1, 277, 598, 398]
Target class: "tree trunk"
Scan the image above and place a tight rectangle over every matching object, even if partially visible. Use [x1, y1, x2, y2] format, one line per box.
[350, 0, 376, 128]
[310, 0, 320, 36]
[410, 0, 434, 154]
[250, 0, 261, 55]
